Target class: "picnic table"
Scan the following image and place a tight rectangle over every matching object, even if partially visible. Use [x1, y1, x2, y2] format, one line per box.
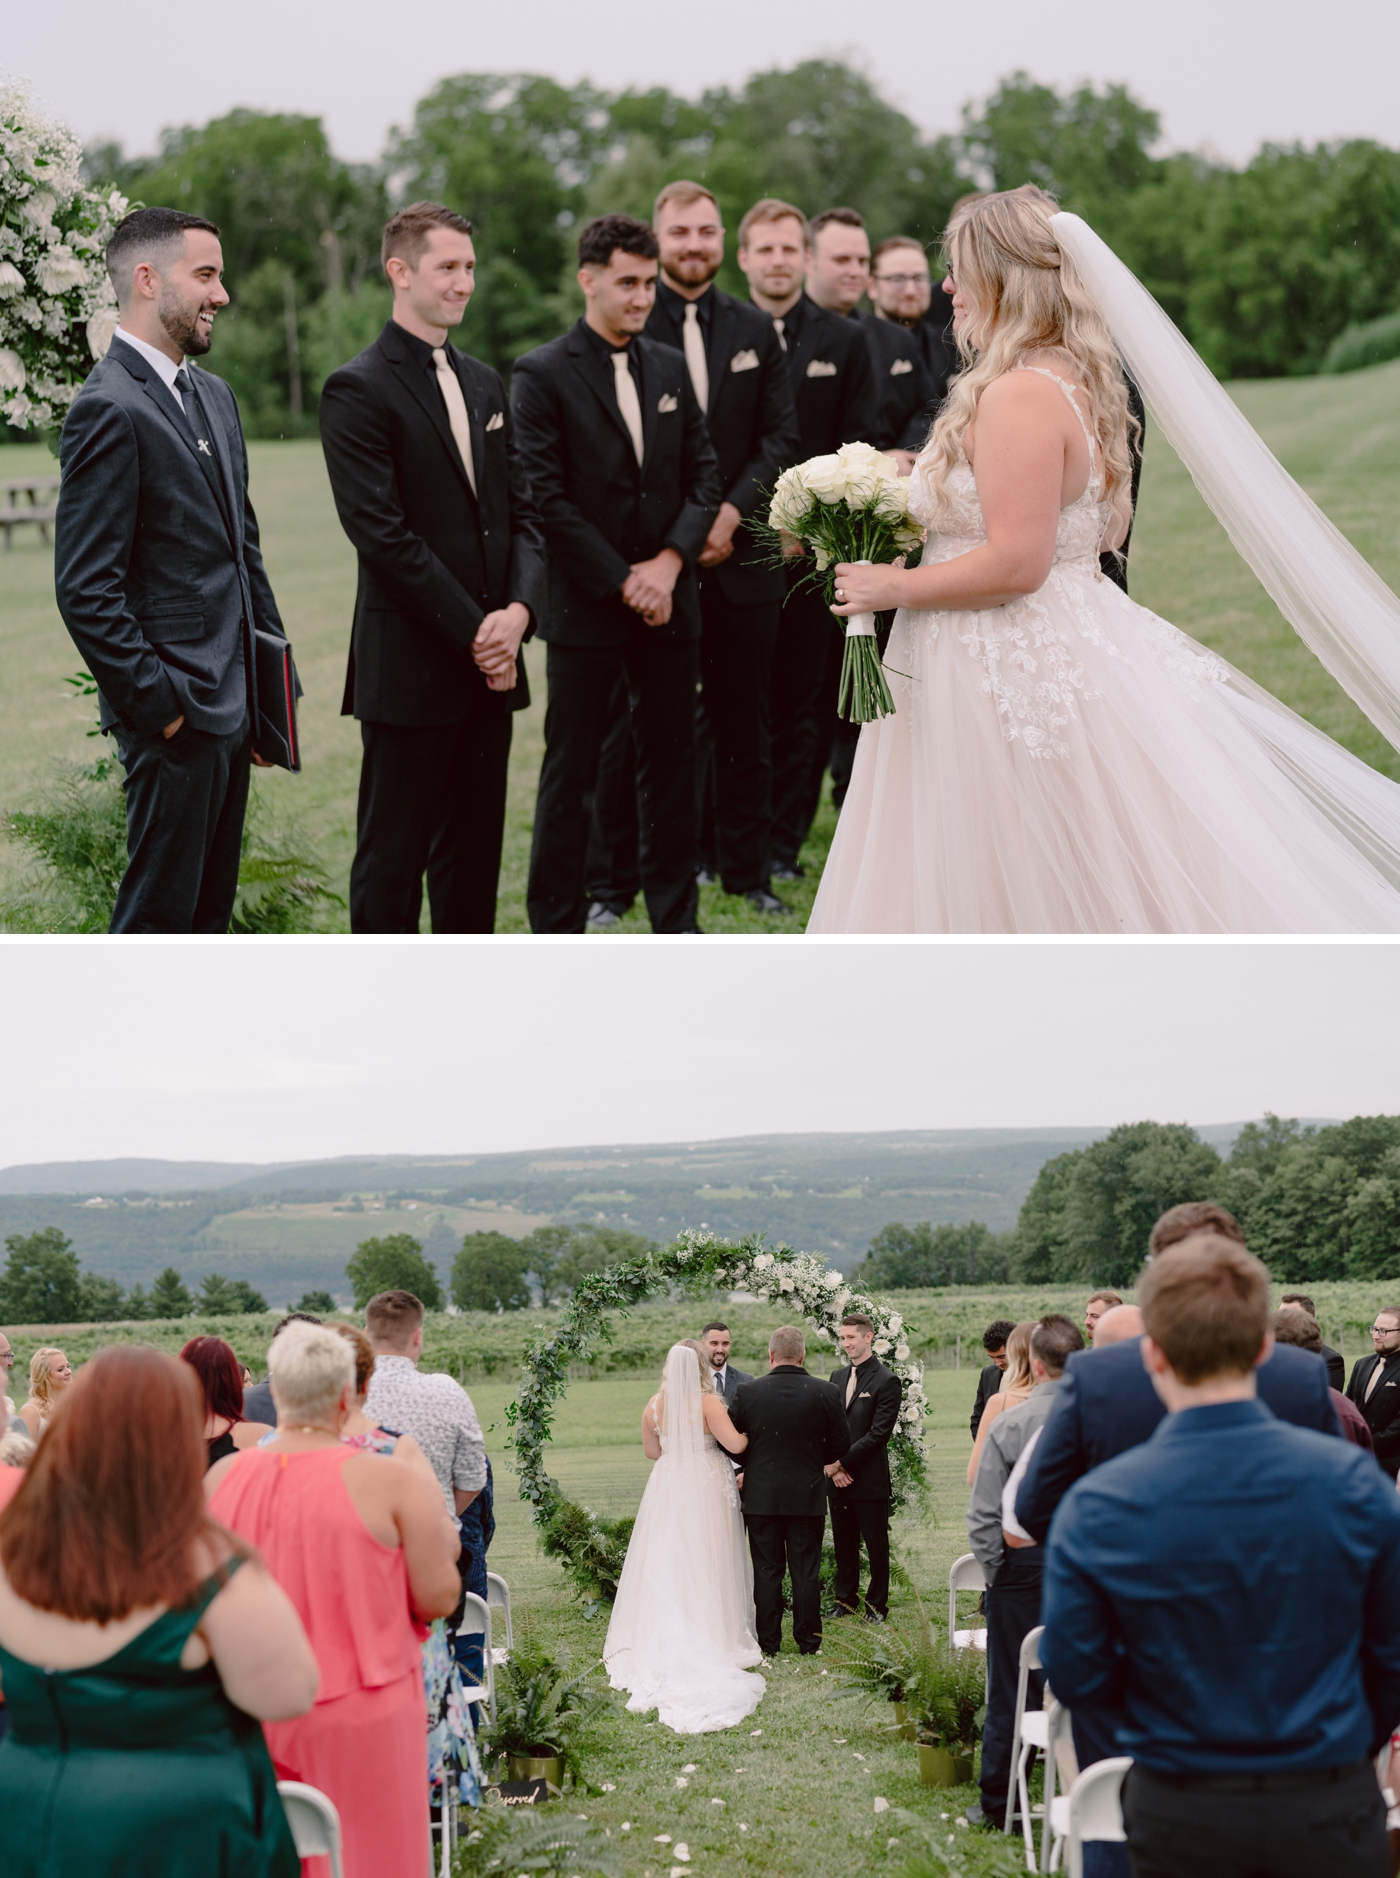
[0, 475, 60, 550]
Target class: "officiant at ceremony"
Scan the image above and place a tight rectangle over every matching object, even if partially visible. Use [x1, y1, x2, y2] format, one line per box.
[738, 201, 877, 882]
[318, 202, 546, 934]
[585, 181, 800, 923]
[54, 208, 293, 933]
[512, 214, 721, 934]
[825, 1311, 903, 1623]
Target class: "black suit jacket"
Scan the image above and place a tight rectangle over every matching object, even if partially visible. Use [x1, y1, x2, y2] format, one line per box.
[1322, 1343, 1346, 1392]
[55, 337, 288, 740]
[1346, 1353, 1400, 1472]
[778, 294, 878, 459]
[864, 317, 939, 455]
[1101, 373, 1146, 591]
[712, 1363, 754, 1408]
[729, 1364, 851, 1518]
[828, 1356, 902, 1501]
[318, 322, 547, 726]
[970, 1361, 1004, 1440]
[645, 286, 799, 608]
[1016, 1335, 1341, 1544]
[509, 320, 721, 647]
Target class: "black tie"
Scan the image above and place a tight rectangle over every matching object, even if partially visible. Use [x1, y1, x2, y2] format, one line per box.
[172, 367, 209, 453]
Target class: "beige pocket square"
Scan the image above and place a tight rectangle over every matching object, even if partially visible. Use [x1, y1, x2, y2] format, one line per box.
[730, 348, 760, 373]
[485, 410, 505, 430]
[806, 358, 838, 378]
[889, 357, 914, 376]
[657, 392, 678, 413]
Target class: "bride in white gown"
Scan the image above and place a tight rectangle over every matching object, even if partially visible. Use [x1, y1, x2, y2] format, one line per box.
[809, 185, 1400, 933]
[603, 1342, 765, 1734]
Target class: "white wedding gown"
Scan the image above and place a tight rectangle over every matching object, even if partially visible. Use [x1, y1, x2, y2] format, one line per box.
[603, 1346, 765, 1734]
[809, 368, 1400, 934]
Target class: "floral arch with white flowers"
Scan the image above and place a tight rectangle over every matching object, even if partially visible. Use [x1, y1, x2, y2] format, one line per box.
[505, 1231, 930, 1606]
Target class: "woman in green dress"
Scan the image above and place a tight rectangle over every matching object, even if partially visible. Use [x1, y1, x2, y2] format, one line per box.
[0, 1344, 319, 1877]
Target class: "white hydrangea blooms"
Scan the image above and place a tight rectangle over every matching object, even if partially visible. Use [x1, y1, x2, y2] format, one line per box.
[0, 74, 127, 431]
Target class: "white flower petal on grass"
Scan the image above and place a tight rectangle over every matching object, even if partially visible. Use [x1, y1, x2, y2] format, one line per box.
[655, 1835, 672, 1844]
[738, 1824, 749, 1832]
[601, 1782, 616, 1792]
[750, 1729, 762, 1736]
[621, 1823, 632, 1831]
[711, 1797, 725, 1806]
[681, 1763, 697, 1773]
[673, 1846, 690, 1862]
[873, 1797, 890, 1813]
[675, 1776, 689, 1788]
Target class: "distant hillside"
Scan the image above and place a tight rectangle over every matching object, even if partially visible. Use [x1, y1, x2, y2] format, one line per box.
[0, 1122, 1284, 1306]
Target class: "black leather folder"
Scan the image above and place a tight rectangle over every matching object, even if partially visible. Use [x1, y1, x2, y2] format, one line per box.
[253, 629, 301, 772]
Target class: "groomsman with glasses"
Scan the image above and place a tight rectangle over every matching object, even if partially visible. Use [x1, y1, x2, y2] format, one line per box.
[738, 200, 877, 884]
[512, 215, 721, 933]
[584, 181, 800, 924]
[866, 235, 959, 474]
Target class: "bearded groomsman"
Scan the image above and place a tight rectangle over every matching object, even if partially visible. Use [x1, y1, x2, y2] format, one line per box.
[738, 202, 877, 881]
[866, 234, 959, 472]
[319, 202, 547, 932]
[585, 181, 800, 922]
[512, 214, 721, 933]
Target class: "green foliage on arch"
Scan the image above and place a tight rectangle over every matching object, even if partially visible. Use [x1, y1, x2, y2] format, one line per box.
[505, 1231, 930, 1607]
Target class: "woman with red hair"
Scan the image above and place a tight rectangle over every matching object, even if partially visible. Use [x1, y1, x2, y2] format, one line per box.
[180, 1335, 273, 1467]
[0, 1344, 318, 1875]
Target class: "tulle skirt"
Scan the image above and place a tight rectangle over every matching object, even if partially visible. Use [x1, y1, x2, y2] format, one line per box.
[603, 1445, 765, 1735]
[809, 560, 1400, 934]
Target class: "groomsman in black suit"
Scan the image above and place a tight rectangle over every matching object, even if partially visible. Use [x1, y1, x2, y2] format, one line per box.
[729, 1325, 851, 1655]
[738, 201, 877, 881]
[1346, 1306, 1400, 1477]
[319, 203, 547, 933]
[512, 215, 721, 933]
[584, 182, 800, 923]
[701, 1320, 754, 1406]
[54, 208, 292, 932]
[826, 1311, 903, 1621]
[867, 236, 959, 470]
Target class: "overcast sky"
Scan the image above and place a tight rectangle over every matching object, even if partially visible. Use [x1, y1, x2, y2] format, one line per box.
[8, 0, 1396, 168]
[0, 941, 1395, 1169]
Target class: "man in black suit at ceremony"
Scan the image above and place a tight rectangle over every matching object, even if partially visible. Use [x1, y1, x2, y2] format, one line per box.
[512, 214, 721, 933]
[319, 202, 547, 933]
[54, 207, 292, 932]
[738, 201, 877, 882]
[1346, 1306, 1400, 1477]
[826, 1310, 904, 1622]
[866, 234, 959, 472]
[729, 1324, 851, 1655]
[583, 181, 801, 925]
[701, 1320, 753, 1407]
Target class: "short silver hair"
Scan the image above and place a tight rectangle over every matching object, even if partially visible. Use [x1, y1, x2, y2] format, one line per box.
[769, 1324, 805, 1363]
[268, 1322, 355, 1419]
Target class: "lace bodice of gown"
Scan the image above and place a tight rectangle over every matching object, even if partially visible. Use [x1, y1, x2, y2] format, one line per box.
[909, 365, 1109, 572]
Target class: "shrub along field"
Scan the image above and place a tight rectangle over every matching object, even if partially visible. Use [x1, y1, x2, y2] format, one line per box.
[2, 356, 1399, 931]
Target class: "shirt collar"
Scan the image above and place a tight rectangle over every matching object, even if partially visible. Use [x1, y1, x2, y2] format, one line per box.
[373, 1353, 419, 1375]
[394, 320, 448, 368]
[658, 277, 713, 330]
[579, 316, 631, 362]
[1154, 1396, 1274, 1437]
[112, 327, 183, 391]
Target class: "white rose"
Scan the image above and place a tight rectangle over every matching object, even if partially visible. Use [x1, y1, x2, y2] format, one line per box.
[0, 262, 24, 300]
[815, 1326, 831, 1338]
[36, 247, 88, 295]
[779, 1276, 794, 1293]
[887, 1314, 903, 1334]
[840, 463, 883, 509]
[21, 190, 56, 228]
[874, 1338, 891, 1355]
[754, 1253, 773, 1271]
[909, 1363, 923, 1381]
[0, 349, 26, 393]
[801, 454, 848, 504]
[86, 305, 120, 360]
[822, 1270, 843, 1290]
[895, 1344, 910, 1362]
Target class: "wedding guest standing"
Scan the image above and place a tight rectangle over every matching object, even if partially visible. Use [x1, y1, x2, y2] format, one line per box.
[585, 182, 800, 921]
[825, 1312, 902, 1622]
[867, 236, 959, 472]
[17, 1348, 72, 1441]
[1346, 1305, 1400, 1478]
[179, 1336, 272, 1467]
[737, 201, 877, 882]
[1280, 1292, 1346, 1389]
[970, 1319, 1016, 1439]
[319, 203, 547, 933]
[54, 208, 293, 933]
[512, 214, 721, 933]
[0, 1346, 316, 1877]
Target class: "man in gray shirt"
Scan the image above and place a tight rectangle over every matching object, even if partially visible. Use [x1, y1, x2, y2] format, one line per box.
[966, 1314, 1084, 1832]
[362, 1288, 486, 1515]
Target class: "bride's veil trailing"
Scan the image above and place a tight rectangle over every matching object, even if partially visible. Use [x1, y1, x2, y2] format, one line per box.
[1052, 212, 1400, 756]
[660, 1341, 706, 1461]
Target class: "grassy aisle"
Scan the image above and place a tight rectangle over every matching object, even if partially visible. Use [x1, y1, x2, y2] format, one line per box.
[5, 355, 1396, 930]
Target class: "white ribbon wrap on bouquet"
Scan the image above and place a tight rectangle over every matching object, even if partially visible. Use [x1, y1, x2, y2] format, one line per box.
[845, 559, 876, 636]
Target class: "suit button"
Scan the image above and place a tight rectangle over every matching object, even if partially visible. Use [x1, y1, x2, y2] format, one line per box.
[482, 528, 489, 536]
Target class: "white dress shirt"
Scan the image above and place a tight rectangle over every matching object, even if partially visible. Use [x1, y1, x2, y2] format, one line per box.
[112, 327, 188, 408]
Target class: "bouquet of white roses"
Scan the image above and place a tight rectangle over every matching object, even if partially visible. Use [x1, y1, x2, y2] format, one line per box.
[0, 74, 127, 434]
[755, 440, 924, 722]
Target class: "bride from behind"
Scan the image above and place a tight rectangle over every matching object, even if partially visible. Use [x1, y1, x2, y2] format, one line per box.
[811, 185, 1400, 933]
[604, 1341, 764, 1734]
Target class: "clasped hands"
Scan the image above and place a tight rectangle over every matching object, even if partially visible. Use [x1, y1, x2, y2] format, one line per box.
[824, 1460, 854, 1489]
[621, 547, 683, 627]
[472, 601, 531, 691]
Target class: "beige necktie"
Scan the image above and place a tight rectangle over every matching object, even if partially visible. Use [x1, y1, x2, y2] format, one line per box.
[431, 347, 476, 495]
[773, 316, 788, 354]
[611, 349, 644, 466]
[1367, 1356, 1388, 1401]
[846, 1363, 859, 1408]
[683, 301, 709, 410]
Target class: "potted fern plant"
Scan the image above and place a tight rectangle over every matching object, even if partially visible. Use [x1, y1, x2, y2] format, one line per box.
[905, 1637, 985, 1788]
[478, 1632, 606, 1792]
[826, 1598, 947, 1741]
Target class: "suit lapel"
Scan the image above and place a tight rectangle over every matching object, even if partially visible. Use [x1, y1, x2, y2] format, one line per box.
[791, 297, 827, 384]
[567, 327, 637, 467]
[636, 337, 661, 476]
[133, 368, 237, 549]
[381, 328, 477, 503]
[705, 291, 736, 417]
[188, 367, 241, 550]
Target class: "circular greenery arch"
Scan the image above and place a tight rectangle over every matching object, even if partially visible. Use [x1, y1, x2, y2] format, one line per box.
[505, 1231, 930, 1606]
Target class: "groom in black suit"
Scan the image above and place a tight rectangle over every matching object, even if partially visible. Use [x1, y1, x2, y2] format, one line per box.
[54, 207, 292, 932]
[826, 1310, 903, 1621]
[319, 203, 547, 933]
[512, 214, 721, 933]
[728, 1325, 851, 1655]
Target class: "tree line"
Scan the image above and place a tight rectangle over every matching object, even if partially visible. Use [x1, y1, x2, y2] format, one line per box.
[80, 64, 1400, 439]
[0, 1227, 282, 1322]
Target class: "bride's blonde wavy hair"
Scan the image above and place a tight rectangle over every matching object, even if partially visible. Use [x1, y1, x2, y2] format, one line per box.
[922, 184, 1138, 549]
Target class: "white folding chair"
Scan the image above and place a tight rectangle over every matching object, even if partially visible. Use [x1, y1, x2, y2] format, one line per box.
[1047, 1756, 1132, 1876]
[1004, 1624, 1053, 1869]
[948, 1552, 988, 1654]
[486, 1570, 513, 1654]
[457, 1590, 495, 1722]
[277, 1781, 345, 1878]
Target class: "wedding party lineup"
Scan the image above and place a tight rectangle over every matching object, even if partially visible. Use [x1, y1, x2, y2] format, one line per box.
[2, 6, 1400, 1876]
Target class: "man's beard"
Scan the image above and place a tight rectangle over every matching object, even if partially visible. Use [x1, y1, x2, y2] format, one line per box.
[160, 289, 213, 356]
[667, 254, 721, 288]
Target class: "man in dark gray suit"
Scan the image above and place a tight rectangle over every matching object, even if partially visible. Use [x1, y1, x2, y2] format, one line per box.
[55, 207, 292, 932]
[700, 1320, 753, 1407]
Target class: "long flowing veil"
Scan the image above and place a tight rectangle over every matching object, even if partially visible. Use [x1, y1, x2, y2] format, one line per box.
[659, 1341, 706, 1461]
[1052, 211, 1400, 755]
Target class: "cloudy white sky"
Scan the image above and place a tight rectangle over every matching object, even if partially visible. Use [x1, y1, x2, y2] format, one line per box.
[8, 0, 1396, 167]
[0, 941, 1395, 1169]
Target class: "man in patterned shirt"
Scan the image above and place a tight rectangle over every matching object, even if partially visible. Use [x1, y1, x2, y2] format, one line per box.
[363, 1289, 486, 1514]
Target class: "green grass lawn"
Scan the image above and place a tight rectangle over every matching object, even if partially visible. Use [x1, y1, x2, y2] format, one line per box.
[5, 355, 1398, 932]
